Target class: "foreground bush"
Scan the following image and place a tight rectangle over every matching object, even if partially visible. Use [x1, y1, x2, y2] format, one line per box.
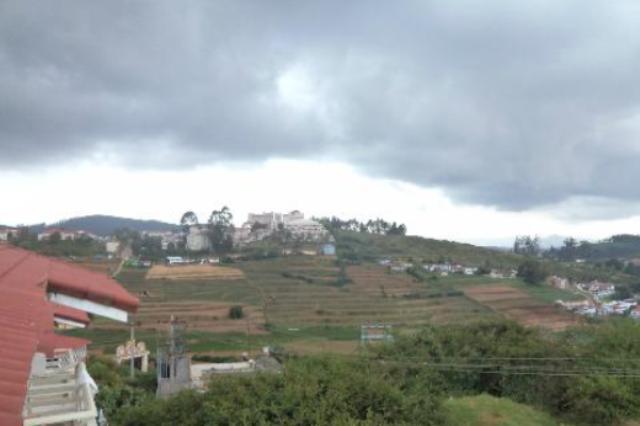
[109, 356, 444, 425]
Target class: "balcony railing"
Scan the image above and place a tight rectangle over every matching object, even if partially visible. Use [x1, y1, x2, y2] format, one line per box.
[23, 360, 98, 426]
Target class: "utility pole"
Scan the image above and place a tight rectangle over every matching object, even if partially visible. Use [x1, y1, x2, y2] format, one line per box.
[130, 319, 135, 379]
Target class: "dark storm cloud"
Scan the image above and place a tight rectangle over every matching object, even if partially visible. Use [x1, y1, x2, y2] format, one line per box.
[2, 1, 640, 214]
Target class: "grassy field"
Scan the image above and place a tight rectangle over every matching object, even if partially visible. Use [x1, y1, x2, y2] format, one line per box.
[334, 230, 522, 266]
[444, 394, 561, 426]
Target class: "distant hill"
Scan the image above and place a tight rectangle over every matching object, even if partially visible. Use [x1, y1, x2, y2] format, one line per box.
[549, 234, 640, 261]
[334, 230, 522, 267]
[37, 215, 178, 236]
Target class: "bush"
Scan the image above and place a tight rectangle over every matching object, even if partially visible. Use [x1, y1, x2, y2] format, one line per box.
[517, 259, 548, 285]
[113, 357, 446, 425]
[228, 305, 244, 319]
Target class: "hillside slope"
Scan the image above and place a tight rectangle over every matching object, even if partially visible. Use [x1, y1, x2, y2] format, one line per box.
[44, 214, 177, 236]
[334, 230, 522, 267]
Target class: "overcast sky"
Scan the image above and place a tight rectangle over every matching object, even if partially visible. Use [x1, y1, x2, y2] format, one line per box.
[2, 1, 640, 245]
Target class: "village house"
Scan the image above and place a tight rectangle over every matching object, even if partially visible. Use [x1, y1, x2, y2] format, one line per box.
[463, 267, 478, 275]
[423, 263, 453, 274]
[601, 300, 636, 316]
[578, 280, 616, 298]
[105, 239, 121, 255]
[549, 275, 570, 290]
[0, 243, 139, 426]
[0, 226, 17, 241]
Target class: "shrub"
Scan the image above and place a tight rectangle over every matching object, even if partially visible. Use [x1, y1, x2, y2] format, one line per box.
[517, 259, 548, 285]
[228, 305, 244, 319]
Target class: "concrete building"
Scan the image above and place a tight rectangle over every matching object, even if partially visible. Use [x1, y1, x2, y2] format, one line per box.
[106, 240, 120, 254]
[0, 244, 139, 426]
[186, 225, 210, 252]
[238, 211, 329, 245]
[156, 318, 192, 398]
[550, 275, 570, 290]
[0, 227, 17, 241]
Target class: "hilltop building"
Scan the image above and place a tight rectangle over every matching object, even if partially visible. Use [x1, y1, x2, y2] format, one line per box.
[186, 225, 210, 252]
[235, 210, 329, 246]
[0, 244, 139, 426]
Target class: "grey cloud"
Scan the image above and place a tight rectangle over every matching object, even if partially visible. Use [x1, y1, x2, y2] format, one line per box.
[2, 1, 640, 216]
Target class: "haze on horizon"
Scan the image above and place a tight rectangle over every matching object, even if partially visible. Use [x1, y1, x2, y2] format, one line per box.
[2, 1, 640, 246]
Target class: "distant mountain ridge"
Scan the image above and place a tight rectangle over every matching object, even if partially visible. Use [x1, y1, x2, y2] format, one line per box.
[32, 215, 178, 236]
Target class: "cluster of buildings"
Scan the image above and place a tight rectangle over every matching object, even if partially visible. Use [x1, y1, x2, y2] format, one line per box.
[185, 210, 331, 252]
[551, 276, 640, 318]
[558, 299, 638, 318]
[1, 225, 106, 244]
[0, 243, 139, 425]
[378, 259, 516, 278]
[577, 280, 616, 298]
[549, 276, 617, 299]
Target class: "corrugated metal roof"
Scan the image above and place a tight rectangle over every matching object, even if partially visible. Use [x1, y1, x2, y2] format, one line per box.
[0, 244, 139, 425]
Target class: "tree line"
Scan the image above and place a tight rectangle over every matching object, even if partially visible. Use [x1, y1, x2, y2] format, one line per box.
[317, 216, 407, 236]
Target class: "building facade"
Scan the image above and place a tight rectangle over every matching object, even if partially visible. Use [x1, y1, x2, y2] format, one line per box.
[0, 244, 139, 426]
[186, 226, 210, 251]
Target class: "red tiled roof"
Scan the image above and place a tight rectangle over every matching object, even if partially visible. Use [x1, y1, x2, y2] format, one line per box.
[0, 244, 139, 425]
[52, 303, 91, 324]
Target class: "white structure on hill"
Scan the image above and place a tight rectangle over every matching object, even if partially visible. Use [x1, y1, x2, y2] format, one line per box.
[236, 211, 329, 245]
[186, 226, 210, 251]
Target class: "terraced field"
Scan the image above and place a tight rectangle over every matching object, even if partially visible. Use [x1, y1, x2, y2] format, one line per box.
[465, 285, 580, 331]
[146, 264, 245, 280]
[99, 301, 266, 334]
[241, 259, 496, 328]
[82, 257, 576, 355]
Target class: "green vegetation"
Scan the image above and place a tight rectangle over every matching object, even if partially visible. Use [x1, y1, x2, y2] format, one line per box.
[334, 230, 521, 266]
[444, 394, 561, 426]
[517, 259, 549, 285]
[378, 319, 640, 426]
[90, 319, 640, 426]
[318, 216, 407, 235]
[103, 356, 444, 425]
[548, 234, 640, 262]
[228, 305, 244, 319]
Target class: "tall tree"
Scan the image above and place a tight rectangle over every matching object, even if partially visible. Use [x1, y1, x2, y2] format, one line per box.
[208, 206, 234, 254]
[513, 235, 541, 256]
[180, 211, 198, 230]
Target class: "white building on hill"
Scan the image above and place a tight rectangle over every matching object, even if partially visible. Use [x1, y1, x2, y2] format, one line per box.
[186, 226, 210, 251]
[237, 211, 329, 245]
